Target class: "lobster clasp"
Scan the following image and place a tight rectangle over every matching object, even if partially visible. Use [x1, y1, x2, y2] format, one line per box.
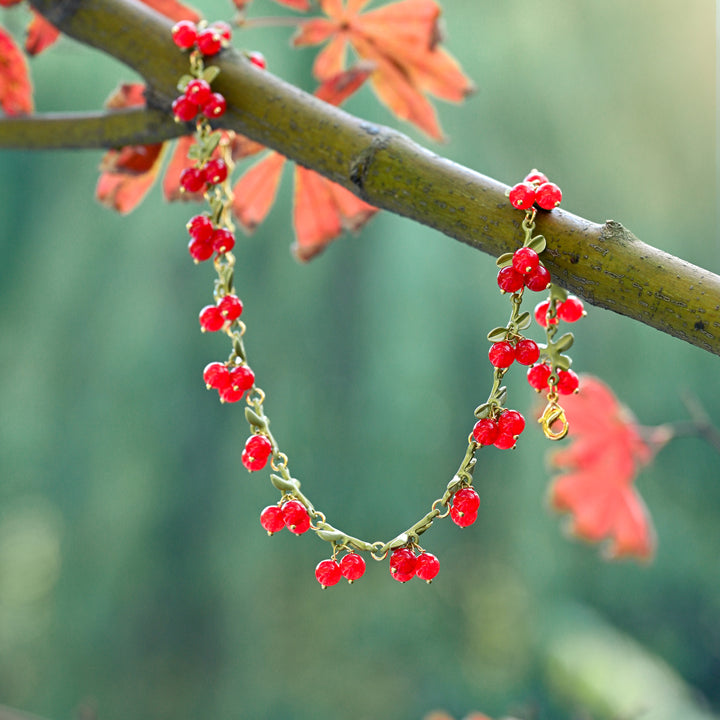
[539, 398, 569, 441]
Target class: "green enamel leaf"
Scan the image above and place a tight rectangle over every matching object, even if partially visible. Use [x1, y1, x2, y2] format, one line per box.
[550, 284, 569, 302]
[270, 474, 299, 492]
[315, 529, 346, 543]
[177, 74, 194, 92]
[474, 402, 490, 418]
[553, 332, 575, 353]
[496, 252, 514, 268]
[527, 234, 546, 253]
[245, 407, 266, 428]
[516, 311, 531, 330]
[554, 354, 573, 371]
[487, 327, 508, 341]
[202, 65, 221, 84]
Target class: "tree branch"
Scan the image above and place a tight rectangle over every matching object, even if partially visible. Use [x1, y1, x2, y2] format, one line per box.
[8, 0, 720, 357]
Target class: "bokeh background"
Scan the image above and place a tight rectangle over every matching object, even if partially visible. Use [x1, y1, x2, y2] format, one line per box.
[0, 1, 718, 719]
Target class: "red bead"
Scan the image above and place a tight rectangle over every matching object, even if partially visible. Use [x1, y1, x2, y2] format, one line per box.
[203, 361, 230, 389]
[472, 418, 499, 446]
[452, 487, 480, 515]
[498, 409, 525, 436]
[281, 499, 311, 534]
[524, 169, 548, 185]
[260, 505, 285, 535]
[315, 559, 342, 588]
[229, 365, 254, 392]
[508, 181, 537, 210]
[450, 504, 477, 528]
[557, 295, 585, 322]
[211, 20, 233, 41]
[389, 548, 417, 582]
[515, 338, 540, 366]
[525, 265, 552, 292]
[199, 305, 225, 332]
[219, 384, 246, 403]
[171, 20, 198, 49]
[248, 50, 266, 69]
[557, 369, 580, 395]
[184, 78, 212, 106]
[535, 181, 562, 210]
[415, 552, 440, 582]
[488, 341, 515, 368]
[242, 434, 273, 472]
[211, 227, 235, 254]
[172, 95, 198, 122]
[180, 166, 206, 193]
[534, 300, 558, 327]
[204, 157, 228, 185]
[196, 28, 223, 56]
[187, 214, 214, 243]
[339, 553, 366, 582]
[527, 363, 551, 391]
[218, 294, 243, 321]
[512, 247, 540, 275]
[493, 433, 516, 450]
[497, 266, 525, 294]
[202, 92, 227, 119]
[188, 237, 214, 263]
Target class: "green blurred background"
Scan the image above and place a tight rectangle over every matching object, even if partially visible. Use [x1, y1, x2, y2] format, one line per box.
[0, 1, 718, 719]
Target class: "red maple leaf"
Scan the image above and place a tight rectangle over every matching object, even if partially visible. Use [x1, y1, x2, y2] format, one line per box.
[547, 375, 671, 562]
[25, 11, 60, 56]
[293, 0, 474, 140]
[231, 65, 378, 260]
[0, 26, 33, 115]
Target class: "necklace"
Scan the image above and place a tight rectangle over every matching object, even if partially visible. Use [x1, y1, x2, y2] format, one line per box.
[170, 18, 585, 586]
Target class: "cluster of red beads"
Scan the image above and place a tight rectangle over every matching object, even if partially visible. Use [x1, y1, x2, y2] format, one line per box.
[472, 409, 526, 450]
[388, 548, 440, 583]
[242, 434, 273, 471]
[497, 246, 551, 294]
[199, 293, 243, 332]
[449, 486, 480, 527]
[260, 499, 312, 535]
[526, 363, 579, 394]
[186, 213, 236, 262]
[508, 169, 562, 211]
[314, 553, 367, 588]
[172, 19, 232, 55]
[488, 337, 540, 368]
[533, 295, 585, 327]
[203, 361, 255, 403]
[172, 79, 227, 124]
[180, 156, 230, 195]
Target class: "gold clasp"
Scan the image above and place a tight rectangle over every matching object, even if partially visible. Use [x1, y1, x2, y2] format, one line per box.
[539, 396, 569, 441]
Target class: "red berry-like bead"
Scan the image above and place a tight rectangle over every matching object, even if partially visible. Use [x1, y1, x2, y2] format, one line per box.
[508, 181, 537, 210]
[389, 548, 417, 583]
[415, 552, 440, 582]
[512, 247, 540, 275]
[171, 20, 198, 49]
[204, 157, 228, 185]
[489, 341, 515, 368]
[242, 434, 273, 472]
[315, 559, 342, 588]
[210, 20, 232, 42]
[525, 264, 552, 292]
[452, 487, 480, 515]
[196, 28, 223, 56]
[187, 214, 214, 243]
[472, 418, 499, 446]
[211, 227, 235, 254]
[535, 181, 562, 210]
[180, 166, 206, 193]
[188, 237, 214, 263]
[493, 433, 517, 450]
[557, 295, 585, 322]
[515, 338, 540, 366]
[218, 294, 243, 321]
[260, 505, 285, 535]
[172, 95, 198, 122]
[534, 300, 558, 327]
[557, 368, 580, 395]
[229, 365, 255, 393]
[450, 504, 477, 528]
[218, 384, 245, 403]
[498, 409, 525, 436]
[496, 266, 526, 293]
[248, 50, 266, 69]
[184, 78, 212, 106]
[524, 169, 549, 185]
[202, 92, 227, 119]
[199, 305, 225, 332]
[340, 553, 366, 582]
[203, 361, 231, 390]
[281, 499, 311, 534]
[527, 363, 552, 391]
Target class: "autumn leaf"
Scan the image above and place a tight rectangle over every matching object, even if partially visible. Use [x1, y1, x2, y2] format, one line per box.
[139, 0, 200, 22]
[293, 0, 474, 140]
[233, 0, 310, 10]
[231, 66, 378, 260]
[25, 11, 60, 56]
[547, 375, 670, 562]
[0, 25, 33, 115]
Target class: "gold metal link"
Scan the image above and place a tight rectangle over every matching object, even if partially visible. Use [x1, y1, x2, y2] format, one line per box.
[270, 451, 289, 472]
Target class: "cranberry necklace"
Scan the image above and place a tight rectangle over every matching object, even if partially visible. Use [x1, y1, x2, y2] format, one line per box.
[170, 19, 585, 587]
